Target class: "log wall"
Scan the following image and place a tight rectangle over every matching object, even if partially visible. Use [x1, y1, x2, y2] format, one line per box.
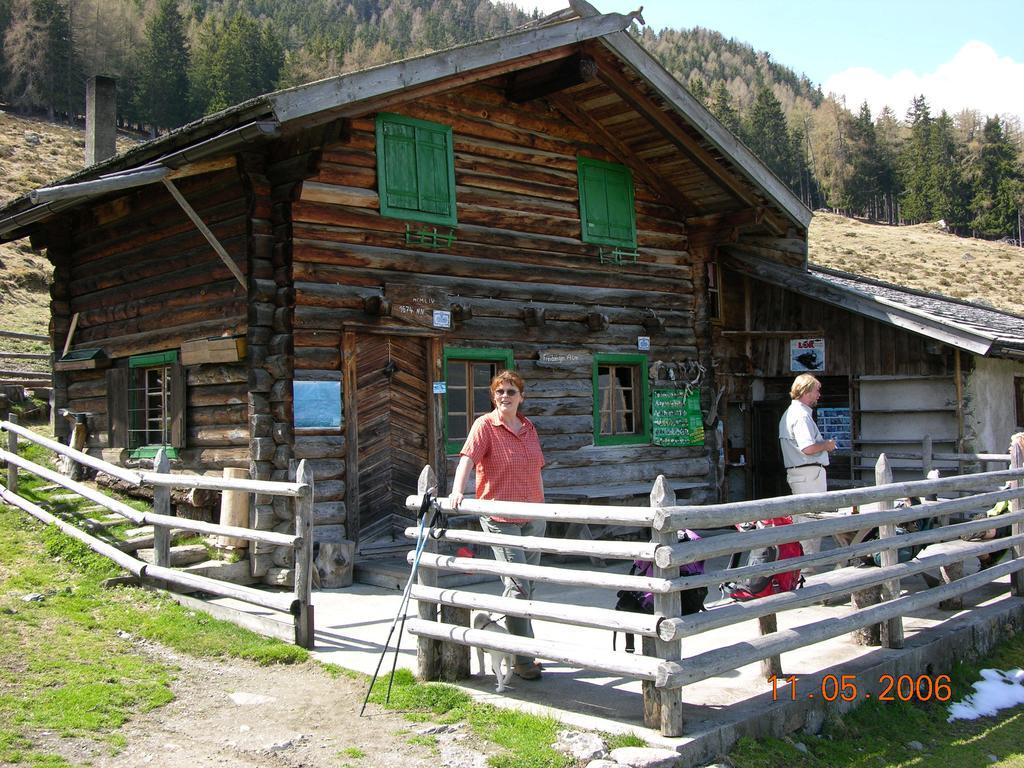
[49, 167, 250, 472]
[291, 82, 715, 514]
[715, 268, 958, 386]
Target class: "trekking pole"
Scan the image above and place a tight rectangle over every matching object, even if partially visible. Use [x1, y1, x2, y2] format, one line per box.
[359, 489, 438, 716]
[385, 493, 445, 705]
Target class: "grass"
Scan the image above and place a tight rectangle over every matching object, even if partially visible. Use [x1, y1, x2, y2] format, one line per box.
[0, 438, 308, 764]
[367, 668, 575, 768]
[729, 632, 1024, 768]
[809, 212, 1024, 316]
[5, 428, 1024, 767]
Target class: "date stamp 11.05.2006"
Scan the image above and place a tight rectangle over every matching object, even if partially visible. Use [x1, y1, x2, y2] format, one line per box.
[769, 673, 952, 703]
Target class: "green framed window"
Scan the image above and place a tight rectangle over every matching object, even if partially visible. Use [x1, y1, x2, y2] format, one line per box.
[593, 353, 649, 446]
[108, 350, 183, 459]
[443, 347, 514, 454]
[577, 156, 637, 248]
[376, 112, 457, 226]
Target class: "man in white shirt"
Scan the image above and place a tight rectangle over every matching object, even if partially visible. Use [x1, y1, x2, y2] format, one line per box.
[779, 374, 835, 568]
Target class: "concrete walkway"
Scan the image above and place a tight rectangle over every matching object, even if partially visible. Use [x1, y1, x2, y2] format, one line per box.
[301, 560, 1024, 762]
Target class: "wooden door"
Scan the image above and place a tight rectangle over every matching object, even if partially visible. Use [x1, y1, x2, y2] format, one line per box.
[751, 400, 789, 500]
[348, 332, 434, 557]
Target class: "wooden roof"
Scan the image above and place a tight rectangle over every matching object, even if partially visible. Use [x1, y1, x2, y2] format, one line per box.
[0, 4, 809, 245]
[723, 249, 1024, 359]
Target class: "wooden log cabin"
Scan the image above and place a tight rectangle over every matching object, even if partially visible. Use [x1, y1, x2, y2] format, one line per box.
[0, 3, 813, 586]
[712, 252, 1024, 501]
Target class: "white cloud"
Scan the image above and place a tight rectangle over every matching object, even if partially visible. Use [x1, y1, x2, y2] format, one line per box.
[823, 41, 1024, 121]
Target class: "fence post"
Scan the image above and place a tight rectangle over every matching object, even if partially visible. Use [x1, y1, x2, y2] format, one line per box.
[1010, 434, 1024, 597]
[293, 459, 315, 648]
[645, 475, 683, 737]
[416, 465, 442, 680]
[152, 449, 171, 568]
[875, 454, 904, 648]
[921, 434, 932, 479]
[6, 413, 18, 494]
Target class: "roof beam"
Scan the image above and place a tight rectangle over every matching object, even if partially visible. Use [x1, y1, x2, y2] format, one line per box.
[32, 167, 170, 205]
[588, 56, 788, 237]
[567, 0, 808, 232]
[161, 178, 247, 290]
[548, 91, 700, 217]
[269, 12, 639, 124]
[506, 53, 597, 103]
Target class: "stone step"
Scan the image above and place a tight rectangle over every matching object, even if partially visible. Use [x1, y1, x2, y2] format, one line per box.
[82, 517, 126, 530]
[354, 557, 495, 591]
[137, 544, 209, 567]
[118, 528, 191, 553]
[179, 558, 258, 585]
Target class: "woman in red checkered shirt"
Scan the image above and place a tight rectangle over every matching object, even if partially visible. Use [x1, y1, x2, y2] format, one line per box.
[449, 369, 546, 680]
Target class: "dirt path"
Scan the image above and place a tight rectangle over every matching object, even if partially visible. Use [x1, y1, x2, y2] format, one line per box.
[36, 640, 498, 768]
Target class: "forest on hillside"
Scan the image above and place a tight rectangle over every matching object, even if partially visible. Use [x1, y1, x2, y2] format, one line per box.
[0, 0, 1021, 241]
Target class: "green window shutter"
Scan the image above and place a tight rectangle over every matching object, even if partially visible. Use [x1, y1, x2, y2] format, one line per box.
[578, 157, 636, 248]
[416, 125, 454, 217]
[377, 113, 457, 226]
[381, 120, 420, 211]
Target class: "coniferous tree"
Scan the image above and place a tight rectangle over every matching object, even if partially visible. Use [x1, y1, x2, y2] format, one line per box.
[970, 116, 1024, 237]
[189, 12, 283, 115]
[927, 111, 969, 230]
[688, 73, 708, 105]
[899, 95, 933, 222]
[134, 0, 191, 133]
[845, 102, 883, 216]
[744, 84, 800, 190]
[873, 106, 903, 223]
[3, 0, 80, 118]
[709, 80, 740, 136]
[0, 0, 12, 100]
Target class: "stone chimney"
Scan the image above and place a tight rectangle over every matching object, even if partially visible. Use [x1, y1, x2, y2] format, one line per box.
[85, 75, 117, 166]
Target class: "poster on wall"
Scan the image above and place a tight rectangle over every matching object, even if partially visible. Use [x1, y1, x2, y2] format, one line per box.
[790, 338, 825, 372]
[652, 388, 704, 447]
[816, 407, 851, 451]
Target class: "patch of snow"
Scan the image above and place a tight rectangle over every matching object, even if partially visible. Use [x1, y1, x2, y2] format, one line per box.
[947, 668, 1024, 721]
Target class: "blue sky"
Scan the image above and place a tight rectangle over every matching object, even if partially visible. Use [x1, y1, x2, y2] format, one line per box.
[507, 0, 1024, 120]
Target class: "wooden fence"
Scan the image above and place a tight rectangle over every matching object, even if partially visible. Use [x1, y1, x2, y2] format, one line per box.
[852, 433, 1010, 482]
[0, 415, 316, 647]
[405, 438, 1024, 736]
[0, 330, 52, 388]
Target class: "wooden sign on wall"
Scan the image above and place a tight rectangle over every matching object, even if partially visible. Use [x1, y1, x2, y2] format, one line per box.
[385, 283, 449, 328]
[537, 348, 591, 368]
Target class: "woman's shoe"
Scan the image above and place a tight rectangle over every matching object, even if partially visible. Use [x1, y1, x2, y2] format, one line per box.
[513, 662, 542, 680]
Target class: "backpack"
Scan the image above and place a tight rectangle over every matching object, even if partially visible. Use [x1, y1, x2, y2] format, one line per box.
[613, 530, 707, 653]
[724, 517, 804, 601]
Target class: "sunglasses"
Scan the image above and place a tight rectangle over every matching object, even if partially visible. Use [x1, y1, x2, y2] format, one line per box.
[494, 388, 519, 396]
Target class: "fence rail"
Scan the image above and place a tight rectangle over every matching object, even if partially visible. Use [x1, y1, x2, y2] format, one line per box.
[0, 330, 52, 388]
[0, 330, 48, 341]
[406, 438, 1024, 737]
[0, 415, 315, 647]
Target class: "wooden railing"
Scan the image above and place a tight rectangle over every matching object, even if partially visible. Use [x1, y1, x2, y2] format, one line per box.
[405, 438, 1024, 736]
[0, 415, 316, 647]
[0, 330, 51, 388]
[847, 434, 1010, 485]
